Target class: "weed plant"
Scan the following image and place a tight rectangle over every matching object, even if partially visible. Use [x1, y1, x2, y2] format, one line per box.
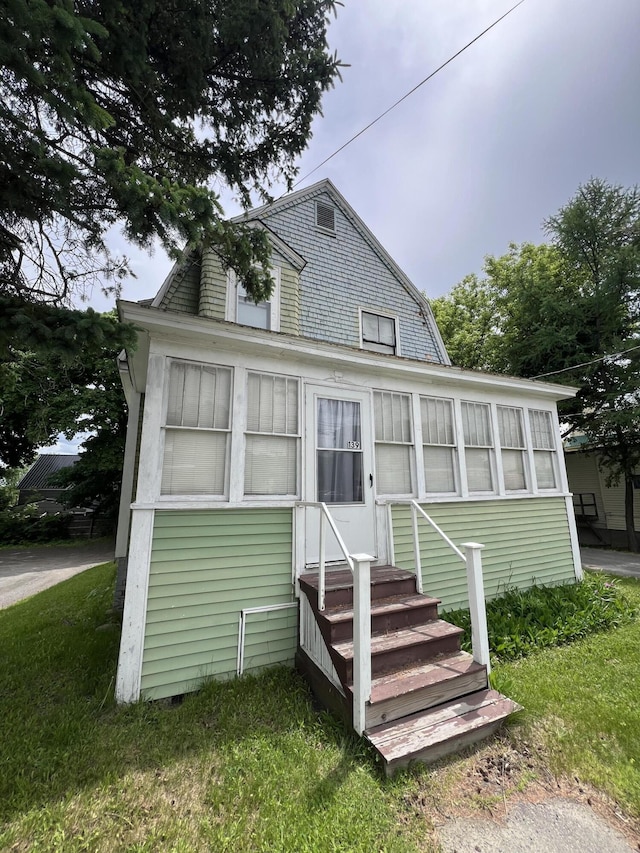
[445, 573, 636, 662]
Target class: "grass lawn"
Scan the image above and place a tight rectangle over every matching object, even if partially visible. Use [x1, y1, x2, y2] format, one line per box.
[0, 565, 638, 851]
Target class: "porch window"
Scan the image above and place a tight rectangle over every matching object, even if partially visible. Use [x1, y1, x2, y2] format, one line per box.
[497, 406, 527, 491]
[245, 372, 299, 495]
[161, 361, 232, 495]
[529, 409, 557, 489]
[461, 401, 494, 493]
[373, 391, 413, 494]
[420, 396, 457, 493]
[361, 311, 397, 355]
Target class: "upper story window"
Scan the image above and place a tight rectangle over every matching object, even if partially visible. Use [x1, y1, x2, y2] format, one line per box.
[421, 396, 457, 493]
[461, 401, 495, 493]
[361, 310, 398, 355]
[226, 268, 281, 332]
[161, 361, 232, 496]
[373, 391, 413, 495]
[497, 406, 527, 491]
[315, 200, 336, 233]
[529, 409, 557, 489]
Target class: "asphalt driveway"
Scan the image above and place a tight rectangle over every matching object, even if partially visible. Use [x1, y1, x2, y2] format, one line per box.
[0, 540, 114, 609]
[581, 546, 640, 579]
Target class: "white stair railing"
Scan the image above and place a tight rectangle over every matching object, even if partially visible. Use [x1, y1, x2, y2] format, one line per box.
[296, 502, 372, 734]
[385, 499, 491, 674]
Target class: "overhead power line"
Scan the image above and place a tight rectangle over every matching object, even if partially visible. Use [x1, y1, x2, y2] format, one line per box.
[291, 0, 527, 190]
[532, 343, 640, 380]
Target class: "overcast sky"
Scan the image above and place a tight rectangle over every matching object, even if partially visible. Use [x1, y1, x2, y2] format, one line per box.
[93, 0, 640, 307]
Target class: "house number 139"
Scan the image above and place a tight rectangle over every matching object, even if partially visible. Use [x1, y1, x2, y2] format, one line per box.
[347, 441, 361, 449]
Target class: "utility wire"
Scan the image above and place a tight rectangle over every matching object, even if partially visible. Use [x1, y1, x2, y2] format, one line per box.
[290, 0, 527, 190]
[532, 343, 640, 380]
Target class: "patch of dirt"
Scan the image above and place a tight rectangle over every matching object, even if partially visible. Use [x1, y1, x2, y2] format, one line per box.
[404, 732, 640, 851]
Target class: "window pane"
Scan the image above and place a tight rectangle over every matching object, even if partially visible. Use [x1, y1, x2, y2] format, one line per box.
[374, 391, 411, 443]
[421, 397, 454, 445]
[161, 430, 227, 495]
[498, 406, 524, 449]
[529, 410, 555, 450]
[466, 448, 493, 492]
[379, 316, 396, 347]
[535, 451, 556, 488]
[317, 450, 363, 503]
[503, 449, 526, 490]
[376, 444, 412, 494]
[247, 374, 298, 435]
[424, 445, 456, 493]
[462, 402, 492, 446]
[166, 362, 231, 429]
[237, 284, 270, 329]
[362, 311, 396, 354]
[245, 435, 297, 495]
[317, 399, 361, 449]
[362, 312, 379, 341]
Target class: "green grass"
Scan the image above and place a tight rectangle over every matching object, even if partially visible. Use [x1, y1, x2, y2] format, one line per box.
[0, 564, 425, 852]
[495, 576, 640, 817]
[1, 565, 639, 851]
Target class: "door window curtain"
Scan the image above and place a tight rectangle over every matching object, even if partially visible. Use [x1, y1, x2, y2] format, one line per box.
[316, 398, 363, 503]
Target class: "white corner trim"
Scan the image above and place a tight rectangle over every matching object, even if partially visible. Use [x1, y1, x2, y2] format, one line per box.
[565, 494, 584, 581]
[115, 508, 155, 703]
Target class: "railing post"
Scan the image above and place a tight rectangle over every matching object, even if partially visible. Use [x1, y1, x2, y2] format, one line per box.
[410, 502, 423, 594]
[351, 553, 373, 736]
[318, 508, 326, 611]
[461, 542, 490, 674]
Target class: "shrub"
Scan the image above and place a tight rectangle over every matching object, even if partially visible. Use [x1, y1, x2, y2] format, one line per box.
[0, 504, 72, 545]
[444, 573, 637, 662]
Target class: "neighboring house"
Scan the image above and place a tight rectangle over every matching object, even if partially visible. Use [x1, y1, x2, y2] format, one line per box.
[565, 445, 639, 547]
[114, 180, 581, 770]
[18, 454, 80, 513]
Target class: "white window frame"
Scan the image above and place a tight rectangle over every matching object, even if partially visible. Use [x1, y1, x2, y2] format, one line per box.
[160, 358, 233, 499]
[496, 405, 529, 493]
[359, 308, 400, 356]
[243, 370, 301, 499]
[528, 408, 560, 492]
[373, 390, 415, 497]
[420, 395, 459, 496]
[225, 267, 281, 332]
[460, 400, 496, 495]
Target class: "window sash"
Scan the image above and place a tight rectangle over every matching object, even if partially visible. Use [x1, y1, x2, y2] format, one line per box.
[166, 362, 231, 430]
[534, 451, 557, 489]
[362, 311, 396, 354]
[466, 448, 493, 492]
[502, 448, 526, 491]
[461, 402, 492, 447]
[421, 396, 455, 446]
[161, 429, 228, 495]
[244, 435, 298, 495]
[423, 445, 456, 493]
[498, 406, 525, 449]
[529, 410, 555, 450]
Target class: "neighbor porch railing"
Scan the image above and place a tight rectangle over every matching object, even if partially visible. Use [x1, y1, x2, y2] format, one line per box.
[295, 501, 372, 735]
[384, 499, 491, 674]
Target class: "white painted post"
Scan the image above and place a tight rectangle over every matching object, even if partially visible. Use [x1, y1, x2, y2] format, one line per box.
[411, 502, 423, 594]
[319, 509, 326, 611]
[351, 553, 373, 736]
[386, 501, 395, 566]
[462, 542, 491, 675]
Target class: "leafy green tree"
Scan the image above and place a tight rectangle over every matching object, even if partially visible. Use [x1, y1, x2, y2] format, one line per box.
[435, 179, 640, 549]
[1, 0, 342, 304]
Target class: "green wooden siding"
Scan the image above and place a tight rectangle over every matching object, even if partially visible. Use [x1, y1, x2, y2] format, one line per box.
[163, 258, 201, 314]
[392, 497, 576, 611]
[141, 508, 295, 700]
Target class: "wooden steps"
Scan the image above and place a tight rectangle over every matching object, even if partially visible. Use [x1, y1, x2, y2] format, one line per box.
[297, 565, 521, 775]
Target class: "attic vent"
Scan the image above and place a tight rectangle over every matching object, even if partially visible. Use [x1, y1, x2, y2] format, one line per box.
[315, 201, 336, 233]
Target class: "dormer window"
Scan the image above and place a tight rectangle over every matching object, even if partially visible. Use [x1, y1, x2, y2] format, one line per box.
[226, 268, 281, 331]
[315, 200, 336, 233]
[361, 310, 398, 355]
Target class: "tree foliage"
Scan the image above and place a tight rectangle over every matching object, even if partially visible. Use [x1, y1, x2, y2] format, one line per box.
[435, 179, 640, 549]
[1, 0, 342, 304]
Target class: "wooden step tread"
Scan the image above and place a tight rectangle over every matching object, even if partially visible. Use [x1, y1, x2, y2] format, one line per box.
[366, 689, 521, 763]
[369, 651, 485, 704]
[333, 620, 463, 662]
[299, 565, 415, 591]
[321, 594, 441, 625]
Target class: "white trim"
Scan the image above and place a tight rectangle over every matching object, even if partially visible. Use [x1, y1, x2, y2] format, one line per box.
[115, 508, 154, 703]
[236, 602, 298, 676]
[565, 494, 584, 581]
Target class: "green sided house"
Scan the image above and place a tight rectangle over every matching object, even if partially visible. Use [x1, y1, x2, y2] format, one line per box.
[114, 179, 581, 772]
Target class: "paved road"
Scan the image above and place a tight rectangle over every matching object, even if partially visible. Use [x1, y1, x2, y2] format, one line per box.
[0, 540, 114, 609]
[581, 546, 640, 579]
